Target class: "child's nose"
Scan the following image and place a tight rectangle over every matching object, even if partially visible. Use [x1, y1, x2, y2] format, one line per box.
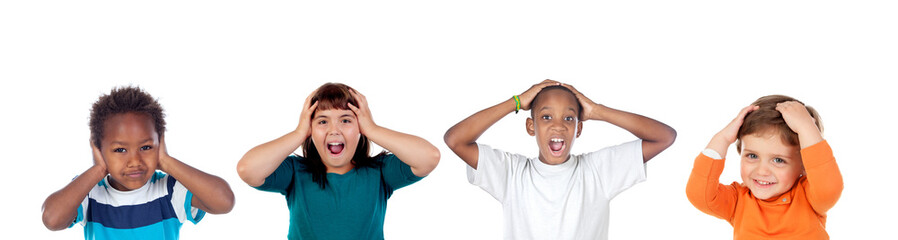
[756, 165, 772, 176]
[127, 152, 143, 168]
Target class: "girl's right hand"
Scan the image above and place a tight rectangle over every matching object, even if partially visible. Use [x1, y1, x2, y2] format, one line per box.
[519, 79, 562, 111]
[295, 90, 319, 138]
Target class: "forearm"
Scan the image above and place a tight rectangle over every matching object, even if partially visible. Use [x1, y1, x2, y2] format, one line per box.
[161, 156, 235, 214]
[443, 98, 515, 168]
[237, 130, 305, 187]
[366, 126, 440, 177]
[593, 104, 676, 161]
[801, 141, 843, 213]
[42, 165, 106, 230]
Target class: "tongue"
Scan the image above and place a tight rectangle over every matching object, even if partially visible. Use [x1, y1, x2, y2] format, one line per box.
[328, 144, 344, 154]
[549, 141, 563, 151]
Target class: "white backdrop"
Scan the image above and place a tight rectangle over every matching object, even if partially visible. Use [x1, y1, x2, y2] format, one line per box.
[2, 1, 896, 239]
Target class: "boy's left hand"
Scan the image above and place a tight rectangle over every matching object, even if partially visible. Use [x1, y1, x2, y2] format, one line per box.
[561, 83, 600, 121]
[347, 88, 378, 136]
[776, 101, 823, 148]
[157, 137, 174, 172]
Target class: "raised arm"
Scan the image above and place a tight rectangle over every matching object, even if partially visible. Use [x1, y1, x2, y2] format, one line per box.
[685, 106, 756, 220]
[444, 80, 561, 169]
[563, 84, 677, 162]
[776, 101, 842, 213]
[347, 89, 440, 177]
[158, 138, 235, 214]
[42, 143, 108, 231]
[237, 91, 317, 187]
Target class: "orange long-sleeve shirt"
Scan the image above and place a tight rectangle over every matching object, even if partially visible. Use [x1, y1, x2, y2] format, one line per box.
[686, 140, 843, 239]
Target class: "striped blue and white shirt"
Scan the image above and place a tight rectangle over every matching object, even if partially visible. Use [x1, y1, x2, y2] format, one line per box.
[70, 172, 205, 240]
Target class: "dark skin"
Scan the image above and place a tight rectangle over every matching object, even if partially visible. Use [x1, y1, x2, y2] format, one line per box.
[445, 80, 677, 169]
[41, 112, 235, 230]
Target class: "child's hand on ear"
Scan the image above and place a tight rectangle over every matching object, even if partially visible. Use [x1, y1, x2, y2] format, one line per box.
[296, 90, 319, 139]
[347, 88, 377, 135]
[157, 137, 174, 172]
[519, 79, 562, 111]
[776, 101, 823, 148]
[707, 105, 758, 157]
[90, 141, 108, 175]
[561, 83, 600, 121]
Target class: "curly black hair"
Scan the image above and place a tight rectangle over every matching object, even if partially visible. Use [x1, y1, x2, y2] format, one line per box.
[89, 86, 165, 148]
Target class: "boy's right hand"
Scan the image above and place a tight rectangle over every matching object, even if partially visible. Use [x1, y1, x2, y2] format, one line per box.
[90, 142, 108, 175]
[295, 90, 319, 139]
[707, 105, 759, 157]
[518, 79, 562, 111]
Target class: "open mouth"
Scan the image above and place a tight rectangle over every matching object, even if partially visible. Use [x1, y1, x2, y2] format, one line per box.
[327, 142, 345, 156]
[548, 138, 565, 156]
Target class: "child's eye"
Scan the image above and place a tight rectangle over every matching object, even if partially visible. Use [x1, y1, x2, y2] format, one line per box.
[318, 120, 327, 125]
[773, 158, 786, 164]
[564, 116, 574, 121]
[747, 153, 757, 159]
[341, 119, 351, 124]
[113, 148, 126, 153]
[140, 145, 153, 151]
[541, 115, 552, 120]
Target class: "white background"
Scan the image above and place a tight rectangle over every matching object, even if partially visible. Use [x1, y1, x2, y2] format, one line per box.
[2, 1, 896, 239]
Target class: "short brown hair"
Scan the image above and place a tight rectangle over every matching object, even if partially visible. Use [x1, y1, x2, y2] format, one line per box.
[736, 95, 823, 153]
[89, 86, 165, 149]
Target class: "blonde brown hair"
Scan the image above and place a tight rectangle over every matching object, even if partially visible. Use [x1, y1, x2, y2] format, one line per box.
[736, 95, 823, 153]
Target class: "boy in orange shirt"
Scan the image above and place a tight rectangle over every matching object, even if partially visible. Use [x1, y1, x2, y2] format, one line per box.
[686, 95, 843, 239]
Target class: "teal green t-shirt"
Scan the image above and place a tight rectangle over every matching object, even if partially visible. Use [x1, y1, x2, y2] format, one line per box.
[254, 154, 424, 240]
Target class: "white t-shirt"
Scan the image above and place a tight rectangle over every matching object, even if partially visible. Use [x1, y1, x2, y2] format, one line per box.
[467, 140, 646, 240]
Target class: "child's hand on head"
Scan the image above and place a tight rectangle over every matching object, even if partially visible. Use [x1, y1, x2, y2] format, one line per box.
[560, 83, 599, 121]
[776, 101, 823, 148]
[708, 105, 759, 157]
[519, 79, 562, 111]
[296, 89, 319, 138]
[90, 141, 108, 175]
[347, 88, 377, 135]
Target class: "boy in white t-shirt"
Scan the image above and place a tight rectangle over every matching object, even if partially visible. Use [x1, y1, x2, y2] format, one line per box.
[444, 80, 676, 239]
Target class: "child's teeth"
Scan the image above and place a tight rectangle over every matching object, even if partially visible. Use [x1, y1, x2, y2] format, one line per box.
[551, 138, 563, 142]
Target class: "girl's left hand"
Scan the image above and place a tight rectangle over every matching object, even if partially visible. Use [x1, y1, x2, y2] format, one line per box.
[347, 88, 377, 135]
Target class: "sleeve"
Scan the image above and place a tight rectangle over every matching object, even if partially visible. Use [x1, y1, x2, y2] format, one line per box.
[253, 155, 298, 195]
[465, 144, 515, 202]
[685, 152, 739, 221]
[800, 140, 843, 215]
[582, 140, 647, 199]
[170, 176, 207, 225]
[69, 195, 89, 228]
[381, 154, 425, 192]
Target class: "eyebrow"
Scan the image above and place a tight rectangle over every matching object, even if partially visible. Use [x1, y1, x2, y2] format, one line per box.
[110, 138, 154, 146]
[741, 148, 796, 158]
[314, 113, 356, 119]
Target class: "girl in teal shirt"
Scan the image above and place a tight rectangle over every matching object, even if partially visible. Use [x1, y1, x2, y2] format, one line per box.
[237, 83, 440, 239]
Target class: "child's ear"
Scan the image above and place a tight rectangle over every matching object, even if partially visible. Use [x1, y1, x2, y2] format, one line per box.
[526, 118, 535, 136]
[576, 121, 583, 138]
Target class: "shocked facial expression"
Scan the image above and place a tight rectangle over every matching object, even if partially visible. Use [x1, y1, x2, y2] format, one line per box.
[527, 89, 583, 165]
[311, 108, 361, 174]
[100, 112, 160, 191]
[739, 133, 805, 200]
